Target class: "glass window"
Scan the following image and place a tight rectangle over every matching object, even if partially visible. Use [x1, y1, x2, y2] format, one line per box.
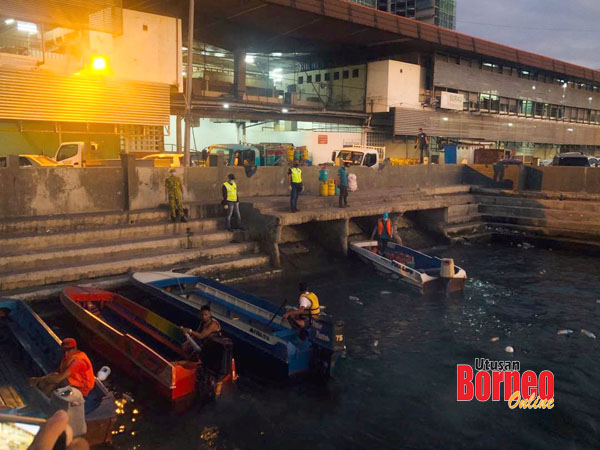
[508, 99, 517, 115]
[307, 75, 312, 83]
[56, 144, 78, 161]
[324, 73, 331, 81]
[334, 72, 340, 80]
[490, 95, 500, 113]
[534, 103, 544, 117]
[315, 74, 321, 82]
[343, 70, 349, 79]
[0, 157, 5, 167]
[364, 153, 377, 167]
[298, 76, 303, 84]
[469, 92, 479, 111]
[500, 97, 509, 114]
[352, 69, 359, 78]
[19, 157, 33, 166]
[479, 93, 491, 111]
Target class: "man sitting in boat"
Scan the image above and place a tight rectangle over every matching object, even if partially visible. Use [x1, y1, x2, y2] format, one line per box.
[28, 338, 95, 397]
[282, 283, 321, 332]
[371, 212, 393, 255]
[180, 305, 222, 354]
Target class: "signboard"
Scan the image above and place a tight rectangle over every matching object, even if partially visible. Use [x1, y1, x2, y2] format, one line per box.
[318, 135, 328, 144]
[440, 92, 465, 111]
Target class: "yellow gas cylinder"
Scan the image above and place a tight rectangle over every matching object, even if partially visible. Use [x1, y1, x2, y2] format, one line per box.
[302, 148, 309, 161]
[328, 180, 336, 196]
[320, 182, 329, 196]
[287, 148, 295, 161]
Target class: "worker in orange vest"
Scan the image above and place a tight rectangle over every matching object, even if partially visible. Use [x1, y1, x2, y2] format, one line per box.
[29, 338, 95, 397]
[371, 212, 393, 254]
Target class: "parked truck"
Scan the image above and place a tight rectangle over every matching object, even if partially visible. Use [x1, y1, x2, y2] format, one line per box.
[332, 145, 385, 170]
[54, 142, 121, 167]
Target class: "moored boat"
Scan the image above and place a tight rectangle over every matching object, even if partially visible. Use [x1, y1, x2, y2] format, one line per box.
[349, 240, 467, 294]
[0, 298, 116, 446]
[60, 286, 233, 403]
[131, 272, 345, 378]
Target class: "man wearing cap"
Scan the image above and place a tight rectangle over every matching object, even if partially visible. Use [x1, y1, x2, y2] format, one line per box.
[165, 168, 186, 223]
[28, 338, 95, 397]
[222, 173, 244, 232]
[371, 213, 393, 254]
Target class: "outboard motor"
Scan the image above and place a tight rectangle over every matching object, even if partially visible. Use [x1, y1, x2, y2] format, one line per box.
[309, 317, 345, 378]
[50, 387, 87, 437]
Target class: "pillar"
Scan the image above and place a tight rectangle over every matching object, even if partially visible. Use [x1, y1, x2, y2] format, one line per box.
[233, 49, 247, 100]
[176, 115, 183, 153]
[120, 153, 137, 211]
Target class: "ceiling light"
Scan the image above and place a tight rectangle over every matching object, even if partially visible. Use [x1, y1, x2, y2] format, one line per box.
[182, 46, 188, 51]
[567, 128, 574, 132]
[442, 117, 449, 121]
[271, 52, 282, 57]
[4, 18, 15, 25]
[282, 108, 289, 113]
[508, 123, 513, 127]
[563, 82, 568, 88]
[532, 86, 536, 90]
[17, 21, 37, 34]
[223, 103, 230, 109]
[589, 97, 593, 102]
[91, 56, 107, 71]
[214, 52, 225, 58]
[245, 55, 255, 63]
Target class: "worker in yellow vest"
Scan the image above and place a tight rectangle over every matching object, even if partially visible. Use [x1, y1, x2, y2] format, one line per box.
[222, 174, 244, 232]
[282, 282, 320, 331]
[287, 163, 303, 213]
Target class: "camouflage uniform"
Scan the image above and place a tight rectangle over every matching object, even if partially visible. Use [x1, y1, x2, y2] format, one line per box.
[165, 175, 184, 221]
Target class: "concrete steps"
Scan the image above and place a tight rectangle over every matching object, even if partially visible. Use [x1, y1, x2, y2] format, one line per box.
[0, 242, 263, 292]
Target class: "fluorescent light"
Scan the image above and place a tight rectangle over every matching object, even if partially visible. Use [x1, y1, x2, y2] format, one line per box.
[508, 123, 513, 127]
[282, 108, 289, 113]
[271, 52, 282, 57]
[567, 128, 574, 132]
[563, 82, 568, 88]
[589, 97, 593, 102]
[272, 68, 283, 72]
[223, 103, 230, 109]
[442, 117, 449, 121]
[532, 86, 536, 90]
[214, 52, 225, 58]
[182, 46, 188, 51]
[4, 18, 15, 25]
[17, 21, 37, 34]
[245, 55, 255, 63]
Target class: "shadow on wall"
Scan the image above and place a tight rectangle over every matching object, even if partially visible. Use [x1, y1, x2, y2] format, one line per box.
[462, 164, 518, 190]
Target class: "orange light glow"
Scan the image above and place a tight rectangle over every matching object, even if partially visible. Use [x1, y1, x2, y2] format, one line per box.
[92, 56, 107, 71]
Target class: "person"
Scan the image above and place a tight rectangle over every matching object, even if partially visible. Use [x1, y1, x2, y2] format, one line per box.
[28, 410, 89, 450]
[282, 282, 320, 330]
[222, 173, 244, 232]
[180, 305, 222, 353]
[414, 128, 429, 164]
[338, 162, 350, 208]
[371, 212, 393, 254]
[165, 168, 186, 223]
[28, 338, 95, 398]
[288, 163, 303, 213]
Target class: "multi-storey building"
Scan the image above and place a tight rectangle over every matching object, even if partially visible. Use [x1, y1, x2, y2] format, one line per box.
[377, 0, 456, 29]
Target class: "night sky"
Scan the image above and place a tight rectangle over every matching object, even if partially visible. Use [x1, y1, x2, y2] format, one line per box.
[456, 0, 600, 69]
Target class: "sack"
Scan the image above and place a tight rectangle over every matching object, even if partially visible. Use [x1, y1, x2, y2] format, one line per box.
[348, 173, 358, 192]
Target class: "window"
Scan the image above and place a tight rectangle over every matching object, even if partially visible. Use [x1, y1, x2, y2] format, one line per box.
[19, 157, 33, 167]
[352, 69, 359, 78]
[324, 73, 331, 81]
[307, 75, 312, 83]
[334, 72, 340, 80]
[56, 144, 78, 162]
[508, 99, 517, 115]
[315, 74, 321, 82]
[364, 153, 377, 167]
[469, 92, 479, 111]
[534, 102, 544, 117]
[298, 76, 303, 84]
[343, 70, 349, 79]
[500, 97, 509, 114]
[0, 157, 5, 167]
[518, 100, 533, 116]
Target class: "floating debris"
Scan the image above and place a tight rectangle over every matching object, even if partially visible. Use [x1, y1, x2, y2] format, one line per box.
[522, 242, 534, 249]
[349, 296, 360, 302]
[490, 337, 500, 342]
[539, 269, 546, 275]
[505, 346, 514, 353]
[380, 291, 392, 295]
[557, 329, 573, 336]
[581, 329, 597, 339]
[373, 340, 379, 347]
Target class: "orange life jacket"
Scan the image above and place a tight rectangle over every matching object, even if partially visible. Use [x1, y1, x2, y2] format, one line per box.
[377, 219, 392, 238]
[59, 350, 95, 397]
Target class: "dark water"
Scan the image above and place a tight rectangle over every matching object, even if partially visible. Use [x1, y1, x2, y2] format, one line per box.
[38, 242, 600, 450]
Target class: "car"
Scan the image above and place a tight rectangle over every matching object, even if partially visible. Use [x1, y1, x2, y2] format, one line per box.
[0, 154, 67, 167]
[551, 152, 590, 167]
[588, 157, 599, 168]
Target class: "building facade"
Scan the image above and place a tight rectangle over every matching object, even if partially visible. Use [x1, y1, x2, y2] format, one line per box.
[377, 0, 456, 29]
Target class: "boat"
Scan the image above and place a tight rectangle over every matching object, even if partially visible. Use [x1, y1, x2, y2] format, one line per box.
[349, 240, 467, 294]
[60, 286, 234, 403]
[0, 298, 116, 446]
[131, 272, 345, 378]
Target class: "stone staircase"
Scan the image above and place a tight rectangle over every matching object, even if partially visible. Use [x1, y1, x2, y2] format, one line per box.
[0, 204, 271, 295]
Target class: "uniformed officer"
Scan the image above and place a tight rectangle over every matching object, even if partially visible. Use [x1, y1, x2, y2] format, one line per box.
[164, 168, 186, 223]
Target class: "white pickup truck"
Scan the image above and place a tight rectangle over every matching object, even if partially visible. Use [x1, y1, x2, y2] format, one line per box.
[332, 146, 385, 170]
[54, 142, 120, 167]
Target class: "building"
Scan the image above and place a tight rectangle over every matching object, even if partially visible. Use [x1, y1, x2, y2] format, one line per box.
[377, 0, 456, 29]
[0, 0, 181, 156]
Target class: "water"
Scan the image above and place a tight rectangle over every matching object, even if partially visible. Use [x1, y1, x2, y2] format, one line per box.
[37, 242, 600, 450]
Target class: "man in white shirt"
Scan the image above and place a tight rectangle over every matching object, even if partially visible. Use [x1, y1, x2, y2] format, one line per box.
[282, 282, 321, 331]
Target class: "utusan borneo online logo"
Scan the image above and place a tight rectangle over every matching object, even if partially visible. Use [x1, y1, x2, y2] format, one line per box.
[457, 359, 555, 409]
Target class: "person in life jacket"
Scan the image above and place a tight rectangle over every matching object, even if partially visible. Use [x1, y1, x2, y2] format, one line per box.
[287, 163, 303, 213]
[221, 173, 244, 232]
[28, 338, 95, 397]
[282, 282, 321, 331]
[371, 212, 393, 254]
[181, 305, 222, 353]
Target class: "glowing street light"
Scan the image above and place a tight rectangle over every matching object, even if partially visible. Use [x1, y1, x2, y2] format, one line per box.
[91, 56, 107, 71]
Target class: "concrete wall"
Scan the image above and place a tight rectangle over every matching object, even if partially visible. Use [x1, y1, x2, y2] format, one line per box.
[524, 166, 600, 193]
[0, 167, 124, 219]
[366, 60, 422, 113]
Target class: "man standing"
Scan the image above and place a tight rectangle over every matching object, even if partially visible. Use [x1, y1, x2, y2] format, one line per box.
[371, 212, 393, 254]
[282, 282, 320, 330]
[288, 163, 303, 213]
[165, 168, 186, 223]
[28, 338, 95, 397]
[222, 173, 243, 232]
[337, 162, 350, 208]
[414, 128, 430, 164]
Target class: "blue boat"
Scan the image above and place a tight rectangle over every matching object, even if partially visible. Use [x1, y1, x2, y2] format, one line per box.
[131, 272, 345, 378]
[0, 298, 116, 446]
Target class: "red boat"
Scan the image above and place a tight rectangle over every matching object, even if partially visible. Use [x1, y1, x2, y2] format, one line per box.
[60, 286, 232, 403]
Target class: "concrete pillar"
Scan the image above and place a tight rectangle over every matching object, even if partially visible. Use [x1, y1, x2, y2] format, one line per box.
[120, 153, 137, 211]
[233, 49, 247, 100]
[390, 213, 403, 245]
[315, 219, 349, 255]
[236, 122, 246, 144]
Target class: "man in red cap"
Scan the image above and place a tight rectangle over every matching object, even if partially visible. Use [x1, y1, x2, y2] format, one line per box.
[29, 338, 96, 397]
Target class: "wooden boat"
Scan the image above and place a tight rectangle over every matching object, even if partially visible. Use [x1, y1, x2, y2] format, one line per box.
[349, 240, 467, 294]
[131, 272, 346, 378]
[0, 298, 116, 446]
[60, 286, 233, 403]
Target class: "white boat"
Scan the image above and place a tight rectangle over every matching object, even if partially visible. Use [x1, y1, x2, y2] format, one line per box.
[349, 241, 467, 294]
